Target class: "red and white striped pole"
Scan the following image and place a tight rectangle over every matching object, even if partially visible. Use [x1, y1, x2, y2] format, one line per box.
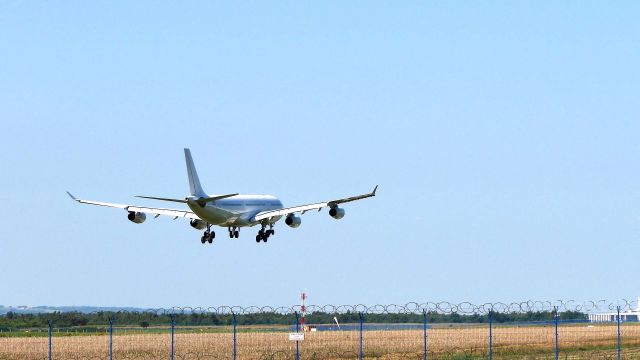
[300, 292, 307, 331]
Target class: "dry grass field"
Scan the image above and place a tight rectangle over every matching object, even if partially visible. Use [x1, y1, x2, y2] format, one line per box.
[2, 323, 640, 359]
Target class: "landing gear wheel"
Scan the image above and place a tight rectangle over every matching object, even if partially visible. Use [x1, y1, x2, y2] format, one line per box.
[201, 223, 214, 244]
[202, 230, 210, 244]
[234, 231, 239, 238]
[255, 235, 261, 243]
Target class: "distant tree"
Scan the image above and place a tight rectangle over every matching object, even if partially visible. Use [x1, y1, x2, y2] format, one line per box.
[0, 309, 588, 328]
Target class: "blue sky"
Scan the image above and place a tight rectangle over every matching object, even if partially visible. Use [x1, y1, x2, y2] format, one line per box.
[1, 1, 639, 308]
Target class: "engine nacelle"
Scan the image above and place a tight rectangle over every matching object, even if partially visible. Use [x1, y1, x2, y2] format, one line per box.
[190, 219, 207, 230]
[127, 211, 146, 224]
[329, 207, 345, 220]
[285, 214, 301, 228]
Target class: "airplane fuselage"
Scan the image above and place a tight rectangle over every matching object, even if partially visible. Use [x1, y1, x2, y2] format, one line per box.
[186, 195, 284, 227]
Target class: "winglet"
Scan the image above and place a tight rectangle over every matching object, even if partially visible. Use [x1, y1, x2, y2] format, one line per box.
[66, 191, 79, 202]
[372, 185, 378, 196]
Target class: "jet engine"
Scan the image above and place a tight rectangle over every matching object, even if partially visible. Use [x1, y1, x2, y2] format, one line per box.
[190, 219, 207, 230]
[329, 206, 345, 220]
[285, 214, 301, 228]
[127, 211, 146, 224]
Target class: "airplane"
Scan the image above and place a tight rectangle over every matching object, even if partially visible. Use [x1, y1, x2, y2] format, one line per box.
[67, 148, 377, 244]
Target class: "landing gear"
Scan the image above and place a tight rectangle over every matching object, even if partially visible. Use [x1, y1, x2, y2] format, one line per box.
[201, 224, 215, 244]
[256, 224, 275, 243]
[201, 233, 214, 243]
[228, 227, 239, 239]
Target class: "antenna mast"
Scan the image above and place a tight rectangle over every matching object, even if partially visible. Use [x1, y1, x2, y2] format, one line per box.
[300, 292, 307, 331]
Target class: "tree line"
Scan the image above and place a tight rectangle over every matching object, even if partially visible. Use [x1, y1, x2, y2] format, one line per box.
[0, 310, 587, 330]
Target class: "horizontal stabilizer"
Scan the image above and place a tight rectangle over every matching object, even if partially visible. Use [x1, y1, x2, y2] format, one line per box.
[135, 196, 187, 203]
[197, 193, 239, 204]
[129, 193, 239, 204]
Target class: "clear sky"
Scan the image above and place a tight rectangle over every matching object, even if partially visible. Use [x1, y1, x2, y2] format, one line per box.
[1, 1, 639, 308]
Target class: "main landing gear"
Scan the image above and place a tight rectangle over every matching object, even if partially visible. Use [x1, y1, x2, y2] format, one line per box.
[255, 224, 275, 243]
[201, 224, 215, 244]
[228, 227, 239, 238]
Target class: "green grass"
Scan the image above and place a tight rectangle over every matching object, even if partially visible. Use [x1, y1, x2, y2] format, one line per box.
[0, 324, 290, 337]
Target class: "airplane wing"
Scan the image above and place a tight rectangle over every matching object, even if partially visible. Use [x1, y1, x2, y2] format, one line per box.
[253, 186, 377, 222]
[66, 192, 199, 220]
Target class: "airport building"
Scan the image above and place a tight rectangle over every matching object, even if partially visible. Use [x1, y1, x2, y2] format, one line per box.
[588, 298, 640, 323]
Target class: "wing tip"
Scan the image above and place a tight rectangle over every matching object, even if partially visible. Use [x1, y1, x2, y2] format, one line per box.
[372, 185, 378, 196]
[66, 191, 78, 201]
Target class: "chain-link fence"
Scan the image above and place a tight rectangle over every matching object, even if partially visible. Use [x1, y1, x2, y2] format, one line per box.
[2, 300, 640, 359]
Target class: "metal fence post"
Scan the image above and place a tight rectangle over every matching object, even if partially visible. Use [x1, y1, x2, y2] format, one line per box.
[170, 314, 175, 360]
[295, 311, 300, 360]
[232, 312, 237, 360]
[617, 305, 621, 360]
[109, 317, 113, 360]
[48, 320, 52, 360]
[554, 306, 559, 360]
[423, 310, 428, 360]
[359, 312, 364, 360]
[489, 310, 493, 360]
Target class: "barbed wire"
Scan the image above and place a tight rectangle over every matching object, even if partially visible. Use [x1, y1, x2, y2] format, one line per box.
[51, 299, 638, 316]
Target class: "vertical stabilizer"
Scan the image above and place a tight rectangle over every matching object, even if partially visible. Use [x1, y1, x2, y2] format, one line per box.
[184, 148, 206, 197]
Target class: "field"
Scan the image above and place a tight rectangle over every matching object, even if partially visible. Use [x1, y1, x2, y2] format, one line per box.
[2, 323, 640, 359]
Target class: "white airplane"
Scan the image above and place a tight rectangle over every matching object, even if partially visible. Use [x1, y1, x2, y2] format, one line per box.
[67, 148, 377, 244]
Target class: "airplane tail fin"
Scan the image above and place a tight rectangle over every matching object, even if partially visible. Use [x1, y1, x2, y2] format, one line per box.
[184, 148, 207, 198]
